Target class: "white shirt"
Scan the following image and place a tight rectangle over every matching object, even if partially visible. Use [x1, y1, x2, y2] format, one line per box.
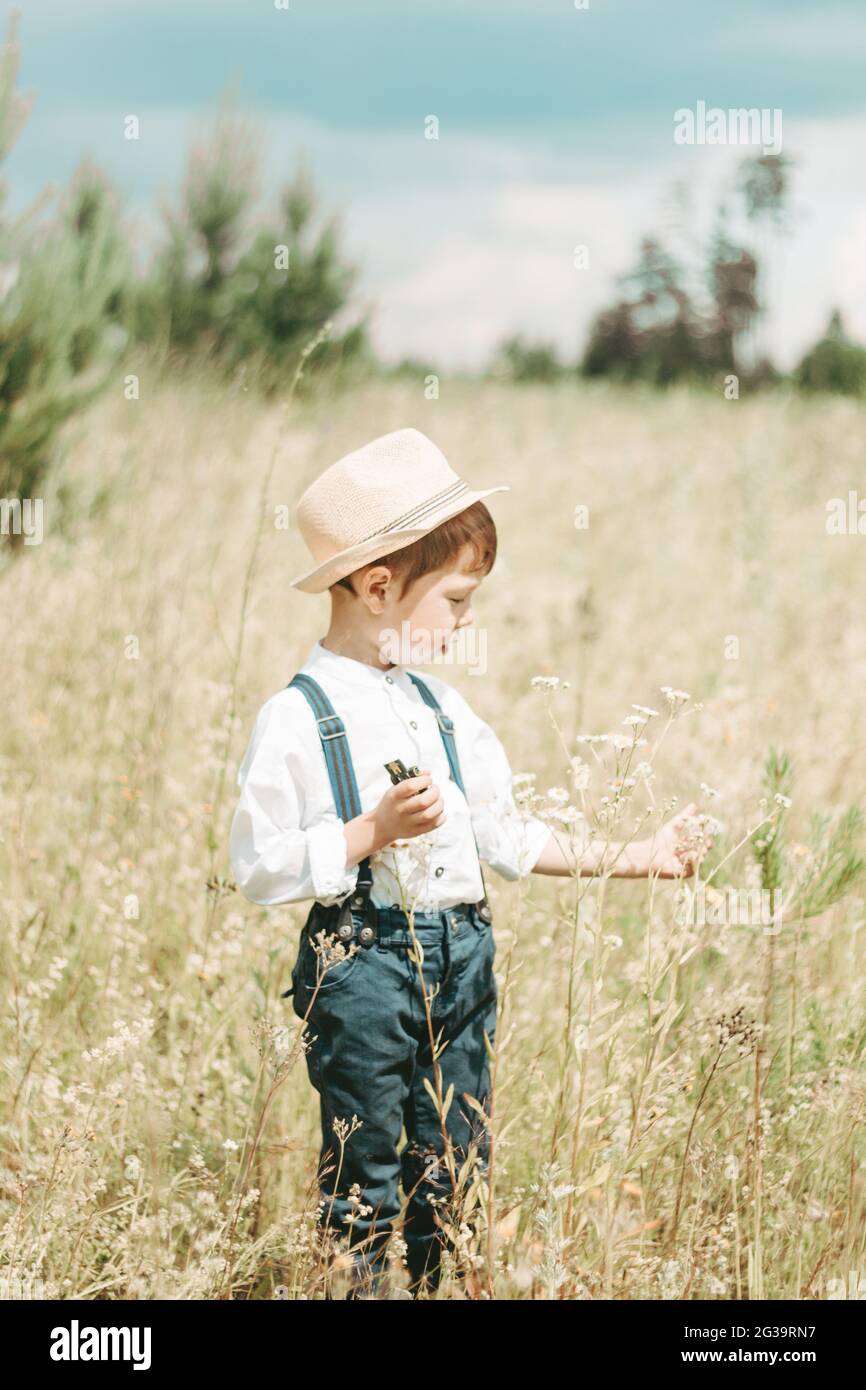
[229, 640, 552, 911]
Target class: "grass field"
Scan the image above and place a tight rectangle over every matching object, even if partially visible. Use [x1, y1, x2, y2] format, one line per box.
[2, 369, 865, 1299]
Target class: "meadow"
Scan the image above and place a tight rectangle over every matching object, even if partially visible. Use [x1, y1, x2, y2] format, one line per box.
[2, 367, 865, 1299]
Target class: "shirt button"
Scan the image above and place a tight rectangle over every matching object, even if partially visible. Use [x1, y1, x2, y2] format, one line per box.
[409, 720, 418, 729]
[385, 675, 394, 684]
[434, 866, 444, 877]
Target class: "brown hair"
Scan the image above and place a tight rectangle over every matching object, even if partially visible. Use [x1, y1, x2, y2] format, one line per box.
[331, 500, 497, 599]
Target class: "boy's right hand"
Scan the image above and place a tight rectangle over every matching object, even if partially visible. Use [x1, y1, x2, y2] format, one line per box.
[373, 770, 445, 847]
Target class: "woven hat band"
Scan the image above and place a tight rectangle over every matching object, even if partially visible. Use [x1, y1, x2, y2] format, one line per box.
[289, 427, 510, 592]
[354, 480, 469, 548]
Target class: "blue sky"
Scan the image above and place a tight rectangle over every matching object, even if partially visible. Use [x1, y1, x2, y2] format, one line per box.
[6, 0, 866, 368]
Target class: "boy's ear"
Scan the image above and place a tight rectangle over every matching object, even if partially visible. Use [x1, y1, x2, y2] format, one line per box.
[359, 564, 395, 612]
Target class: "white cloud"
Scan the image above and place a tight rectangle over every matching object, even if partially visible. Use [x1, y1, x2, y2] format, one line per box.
[6, 102, 866, 371]
[351, 133, 866, 370]
[362, 178, 655, 368]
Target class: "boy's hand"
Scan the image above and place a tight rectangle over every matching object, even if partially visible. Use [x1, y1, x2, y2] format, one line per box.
[372, 770, 445, 848]
[634, 802, 713, 878]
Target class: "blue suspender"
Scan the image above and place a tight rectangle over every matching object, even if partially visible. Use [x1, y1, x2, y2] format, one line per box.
[286, 670, 490, 914]
[407, 674, 491, 915]
[287, 673, 373, 896]
[406, 673, 465, 794]
[288, 673, 363, 818]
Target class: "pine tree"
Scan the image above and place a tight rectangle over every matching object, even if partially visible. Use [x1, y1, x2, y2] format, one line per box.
[220, 154, 369, 395]
[134, 95, 369, 393]
[0, 9, 130, 537]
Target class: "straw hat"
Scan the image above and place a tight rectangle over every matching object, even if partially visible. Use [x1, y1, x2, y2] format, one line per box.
[289, 427, 510, 593]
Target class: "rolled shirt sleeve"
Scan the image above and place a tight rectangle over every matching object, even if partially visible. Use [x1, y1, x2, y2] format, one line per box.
[229, 697, 359, 907]
[445, 686, 552, 882]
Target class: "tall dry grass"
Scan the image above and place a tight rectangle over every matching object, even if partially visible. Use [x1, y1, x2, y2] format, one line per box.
[2, 367, 865, 1299]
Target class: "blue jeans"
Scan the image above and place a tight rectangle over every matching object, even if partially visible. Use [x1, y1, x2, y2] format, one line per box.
[290, 900, 498, 1295]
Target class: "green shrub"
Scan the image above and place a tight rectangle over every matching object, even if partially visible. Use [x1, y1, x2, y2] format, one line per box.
[0, 11, 129, 527]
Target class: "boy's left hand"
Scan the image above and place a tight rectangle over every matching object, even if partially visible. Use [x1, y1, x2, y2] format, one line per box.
[636, 802, 713, 878]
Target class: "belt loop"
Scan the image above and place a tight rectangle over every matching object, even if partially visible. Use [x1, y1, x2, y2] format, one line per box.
[442, 913, 453, 986]
[375, 902, 391, 953]
[470, 901, 490, 932]
[474, 898, 493, 929]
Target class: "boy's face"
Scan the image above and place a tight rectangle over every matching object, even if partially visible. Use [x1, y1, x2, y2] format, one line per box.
[361, 544, 482, 661]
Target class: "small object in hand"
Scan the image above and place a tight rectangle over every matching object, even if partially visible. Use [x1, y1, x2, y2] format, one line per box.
[384, 759, 421, 784]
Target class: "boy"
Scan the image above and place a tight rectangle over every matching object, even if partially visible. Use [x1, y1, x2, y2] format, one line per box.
[229, 427, 706, 1299]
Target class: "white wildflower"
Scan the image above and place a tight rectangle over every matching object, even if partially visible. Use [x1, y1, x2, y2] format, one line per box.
[608, 777, 636, 792]
[660, 686, 690, 704]
[531, 675, 570, 692]
[82, 1014, 155, 1065]
[569, 756, 590, 790]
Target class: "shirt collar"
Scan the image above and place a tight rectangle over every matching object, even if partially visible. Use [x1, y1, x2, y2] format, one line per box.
[305, 639, 412, 691]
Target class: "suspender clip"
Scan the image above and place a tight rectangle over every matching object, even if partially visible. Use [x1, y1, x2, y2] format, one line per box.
[316, 713, 345, 741]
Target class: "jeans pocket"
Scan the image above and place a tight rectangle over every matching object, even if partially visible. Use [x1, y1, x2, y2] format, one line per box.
[466, 919, 498, 1006]
[299, 927, 363, 1000]
[484, 924, 498, 1001]
[287, 952, 305, 1019]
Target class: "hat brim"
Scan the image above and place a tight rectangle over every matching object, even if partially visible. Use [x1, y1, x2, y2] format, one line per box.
[289, 485, 511, 594]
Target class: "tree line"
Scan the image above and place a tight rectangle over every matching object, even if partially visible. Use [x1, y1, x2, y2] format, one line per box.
[489, 152, 866, 397]
[0, 11, 371, 510]
[2, 5, 863, 528]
